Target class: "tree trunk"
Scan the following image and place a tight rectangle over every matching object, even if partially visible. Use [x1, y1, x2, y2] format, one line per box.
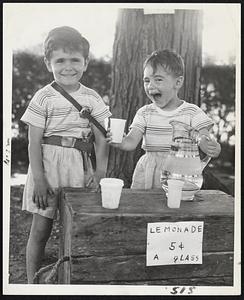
[107, 8, 203, 187]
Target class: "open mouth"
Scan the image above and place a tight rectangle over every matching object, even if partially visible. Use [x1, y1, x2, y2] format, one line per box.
[151, 93, 162, 101]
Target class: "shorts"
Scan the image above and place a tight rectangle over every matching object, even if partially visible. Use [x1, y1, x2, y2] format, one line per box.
[22, 144, 93, 219]
[131, 151, 168, 189]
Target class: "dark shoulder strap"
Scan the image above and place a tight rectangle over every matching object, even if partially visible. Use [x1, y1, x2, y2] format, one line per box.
[51, 81, 82, 111]
[51, 82, 107, 137]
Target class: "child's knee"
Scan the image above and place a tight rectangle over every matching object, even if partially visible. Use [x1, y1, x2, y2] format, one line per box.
[30, 228, 51, 244]
[29, 214, 53, 244]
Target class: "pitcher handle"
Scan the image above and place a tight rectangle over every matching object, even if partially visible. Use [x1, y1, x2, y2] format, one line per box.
[197, 134, 212, 171]
[201, 155, 211, 170]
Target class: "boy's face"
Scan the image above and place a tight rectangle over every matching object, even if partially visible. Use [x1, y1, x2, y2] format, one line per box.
[143, 64, 183, 110]
[45, 48, 88, 93]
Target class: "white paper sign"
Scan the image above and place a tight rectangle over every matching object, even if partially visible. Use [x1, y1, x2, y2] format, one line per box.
[146, 221, 204, 266]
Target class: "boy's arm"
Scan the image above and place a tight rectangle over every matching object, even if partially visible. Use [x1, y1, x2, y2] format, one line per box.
[28, 125, 54, 209]
[92, 122, 110, 184]
[198, 128, 221, 158]
[107, 127, 143, 151]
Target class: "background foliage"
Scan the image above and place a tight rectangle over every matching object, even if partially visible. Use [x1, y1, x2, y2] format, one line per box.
[11, 51, 235, 176]
[200, 65, 235, 173]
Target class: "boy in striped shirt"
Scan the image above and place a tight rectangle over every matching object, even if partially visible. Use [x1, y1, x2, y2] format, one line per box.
[21, 26, 111, 283]
[107, 49, 221, 188]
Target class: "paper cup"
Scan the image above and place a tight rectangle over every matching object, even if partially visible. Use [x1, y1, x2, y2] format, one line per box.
[110, 118, 126, 143]
[100, 178, 124, 209]
[167, 179, 184, 208]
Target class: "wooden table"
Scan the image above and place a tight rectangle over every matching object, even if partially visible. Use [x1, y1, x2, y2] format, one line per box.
[57, 188, 234, 285]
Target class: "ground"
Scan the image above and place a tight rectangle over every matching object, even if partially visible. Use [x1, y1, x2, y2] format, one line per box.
[9, 185, 60, 284]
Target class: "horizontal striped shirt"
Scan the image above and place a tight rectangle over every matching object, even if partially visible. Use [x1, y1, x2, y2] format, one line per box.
[130, 101, 214, 152]
[21, 82, 111, 138]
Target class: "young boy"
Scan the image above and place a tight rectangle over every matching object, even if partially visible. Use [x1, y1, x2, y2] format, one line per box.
[107, 49, 221, 188]
[21, 26, 111, 283]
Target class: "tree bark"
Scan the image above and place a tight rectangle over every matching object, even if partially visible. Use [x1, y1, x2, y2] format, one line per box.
[107, 9, 203, 186]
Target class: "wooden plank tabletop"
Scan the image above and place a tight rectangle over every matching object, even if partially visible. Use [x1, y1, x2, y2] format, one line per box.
[61, 188, 234, 216]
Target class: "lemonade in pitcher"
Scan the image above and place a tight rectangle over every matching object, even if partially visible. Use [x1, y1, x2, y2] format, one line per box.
[160, 118, 210, 201]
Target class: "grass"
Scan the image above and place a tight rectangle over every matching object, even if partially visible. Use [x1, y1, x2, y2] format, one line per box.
[9, 185, 60, 284]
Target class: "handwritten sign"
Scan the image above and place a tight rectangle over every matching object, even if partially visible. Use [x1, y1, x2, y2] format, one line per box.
[146, 221, 204, 266]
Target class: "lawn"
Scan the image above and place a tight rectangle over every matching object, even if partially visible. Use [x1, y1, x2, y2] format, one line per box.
[9, 185, 60, 284]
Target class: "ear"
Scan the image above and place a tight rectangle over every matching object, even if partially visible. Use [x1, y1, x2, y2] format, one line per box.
[44, 57, 52, 72]
[175, 76, 184, 89]
[83, 57, 89, 72]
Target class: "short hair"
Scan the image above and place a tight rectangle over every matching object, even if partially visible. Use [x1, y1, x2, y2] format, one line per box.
[44, 26, 90, 60]
[143, 49, 184, 77]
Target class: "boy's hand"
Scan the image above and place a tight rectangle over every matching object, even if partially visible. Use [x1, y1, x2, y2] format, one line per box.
[33, 177, 55, 210]
[198, 135, 221, 158]
[105, 128, 124, 148]
[86, 170, 105, 192]
[86, 174, 100, 191]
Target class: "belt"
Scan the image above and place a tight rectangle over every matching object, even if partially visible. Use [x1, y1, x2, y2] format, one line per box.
[42, 135, 93, 153]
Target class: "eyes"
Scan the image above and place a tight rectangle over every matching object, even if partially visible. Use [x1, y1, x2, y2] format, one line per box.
[55, 58, 82, 64]
[143, 77, 164, 84]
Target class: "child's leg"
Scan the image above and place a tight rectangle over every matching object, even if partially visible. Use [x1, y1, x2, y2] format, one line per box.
[131, 155, 147, 189]
[26, 213, 53, 283]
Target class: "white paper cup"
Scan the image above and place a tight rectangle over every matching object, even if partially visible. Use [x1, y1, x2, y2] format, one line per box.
[167, 179, 184, 208]
[100, 178, 124, 209]
[110, 118, 126, 143]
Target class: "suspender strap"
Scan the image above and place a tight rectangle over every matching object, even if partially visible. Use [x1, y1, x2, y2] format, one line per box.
[51, 82, 107, 137]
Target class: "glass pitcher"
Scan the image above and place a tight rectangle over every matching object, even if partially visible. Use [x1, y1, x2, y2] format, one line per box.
[160, 119, 211, 201]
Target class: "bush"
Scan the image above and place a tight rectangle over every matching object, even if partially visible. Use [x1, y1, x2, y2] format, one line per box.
[11, 136, 29, 174]
[200, 65, 235, 173]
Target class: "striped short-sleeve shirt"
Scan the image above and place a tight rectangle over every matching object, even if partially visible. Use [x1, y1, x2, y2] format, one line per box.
[21, 82, 111, 138]
[130, 101, 214, 152]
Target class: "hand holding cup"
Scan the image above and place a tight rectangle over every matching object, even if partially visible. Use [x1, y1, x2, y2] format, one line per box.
[106, 118, 126, 147]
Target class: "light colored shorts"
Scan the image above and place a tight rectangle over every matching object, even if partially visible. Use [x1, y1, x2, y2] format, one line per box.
[131, 151, 168, 189]
[22, 144, 93, 219]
